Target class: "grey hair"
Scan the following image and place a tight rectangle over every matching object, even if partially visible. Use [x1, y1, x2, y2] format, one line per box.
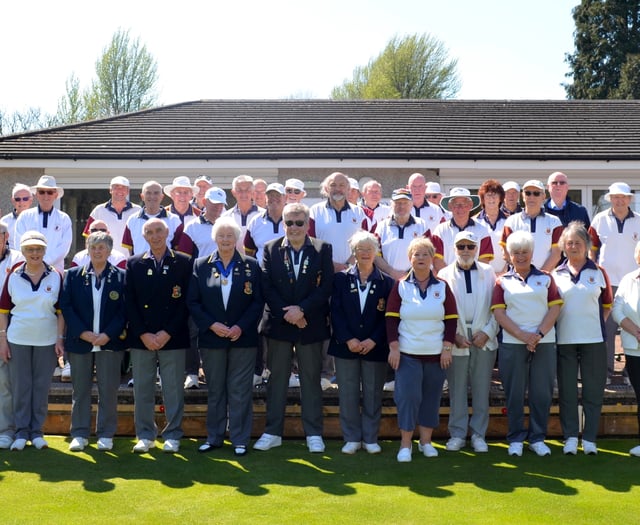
[349, 231, 379, 254]
[87, 231, 114, 251]
[232, 174, 254, 190]
[320, 172, 348, 198]
[506, 230, 535, 255]
[283, 202, 310, 221]
[559, 220, 591, 253]
[211, 216, 242, 241]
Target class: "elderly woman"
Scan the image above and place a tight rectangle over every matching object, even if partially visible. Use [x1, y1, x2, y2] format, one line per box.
[60, 232, 127, 452]
[612, 241, 640, 457]
[475, 179, 509, 275]
[491, 230, 563, 457]
[385, 237, 458, 462]
[329, 231, 394, 455]
[0, 231, 64, 451]
[187, 216, 263, 456]
[552, 222, 612, 455]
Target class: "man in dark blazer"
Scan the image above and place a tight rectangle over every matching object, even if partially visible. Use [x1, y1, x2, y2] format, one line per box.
[254, 203, 333, 453]
[126, 218, 191, 454]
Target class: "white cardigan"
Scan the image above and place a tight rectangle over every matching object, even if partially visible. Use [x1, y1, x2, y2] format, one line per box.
[438, 260, 499, 356]
[611, 268, 640, 357]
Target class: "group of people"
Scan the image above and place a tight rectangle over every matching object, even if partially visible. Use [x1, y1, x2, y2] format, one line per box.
[1, 170, 640, 462]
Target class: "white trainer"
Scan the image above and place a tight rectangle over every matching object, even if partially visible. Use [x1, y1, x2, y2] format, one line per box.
[69, 437, 89, 452]
[253, 433, 282, 451]
[563, 437, 578, 455]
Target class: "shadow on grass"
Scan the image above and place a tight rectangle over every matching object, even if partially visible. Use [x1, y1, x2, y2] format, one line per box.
[0, 438, 638, 497]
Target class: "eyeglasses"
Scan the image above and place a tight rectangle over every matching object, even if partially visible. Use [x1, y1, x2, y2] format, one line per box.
[455, 244, 477, 250]
[90, 228, 108, 233]
[550, 181, 567, 185]
[524, 191, 542, 197]
[286, 188, 302, 195]
[285, 220, 305, 227]
[14, 196, 31, 202]
[38, 190, 55, 195]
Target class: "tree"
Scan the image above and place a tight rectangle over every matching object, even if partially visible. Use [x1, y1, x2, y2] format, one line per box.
[0, 107, 53, 135]
[332, 33, 460, 100]
[565, 1, 640, 99]
[54, 74, 86, 125]
[85, 28, 158, 118]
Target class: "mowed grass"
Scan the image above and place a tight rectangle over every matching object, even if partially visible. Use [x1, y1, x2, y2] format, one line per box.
[1, 437, 639, 524]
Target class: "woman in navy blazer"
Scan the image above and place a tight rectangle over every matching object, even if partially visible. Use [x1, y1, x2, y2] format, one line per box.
[187, 217, 263, 456]
[60, 232, 127, 452]
[329, 231, 394, 455]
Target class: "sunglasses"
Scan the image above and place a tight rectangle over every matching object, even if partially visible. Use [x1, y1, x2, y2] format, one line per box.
[425, 194, 440, 199]
[90, 228, 108, 233]
[455, 244, 476, 250]
[286, 188, 302, 195]
[38, 190, 55, 195]
[14, 196, 31, 202]
[524, 191, 542, 197]
[550, 181, 567, 185]
[285, 220, 305, 227]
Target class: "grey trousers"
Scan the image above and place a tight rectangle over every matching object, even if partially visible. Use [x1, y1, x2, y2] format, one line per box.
[68, 351, 124, 439]
[8, 343, 57, 440]
[131, 348, 185, 441]
[335, 357, 386, 444]
[265, 338, 324, 437]
[0, 360, 13, 438]
[446, 348, 497, 440]
[201, 346, 256, 447]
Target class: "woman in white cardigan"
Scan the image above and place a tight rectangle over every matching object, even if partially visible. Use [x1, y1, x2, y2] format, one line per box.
[439, 231, 498, 454]
[611, 240, 640, 457]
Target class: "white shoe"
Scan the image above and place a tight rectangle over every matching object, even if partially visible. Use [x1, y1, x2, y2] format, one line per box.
[97, 437, 113, 451]
[163, 439, 180, 453]
[629, 444, 640, 457]
[529, 441, 551, 456]
[0, 435, 13, 449]
[69, 437, 88, 452]
[253, 433, 282, 451]
[253, 374, 263, 387]
[471, 434, 488, 453]
[563, 437, 578, 455]
[32, 437, 48, 450]
[61, 362, 71, 382]
[341, 441, 361, 455]
[10, 438, 27, 451]
[582, 439, 598, 455]
[442, 379, 449, 392]
[418, 442, 439, 457]
[508, 442, 523, 457]
[132, 438, 155, 453]
[53, 366, 62, 377]
[446, 437, 465, 451]
[363, 442, 382, 454]
[183, 374, 199, 389]
[320, 378, 335, 391]
[397, 446, 412, 462]
[383, 380, 395, 392]
[288, 373, 300, 388]
[306, 435, 325, 453]
[127, 377, 134, 387]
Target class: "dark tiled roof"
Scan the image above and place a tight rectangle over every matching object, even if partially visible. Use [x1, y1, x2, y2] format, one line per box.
[1, 99, 639, 161]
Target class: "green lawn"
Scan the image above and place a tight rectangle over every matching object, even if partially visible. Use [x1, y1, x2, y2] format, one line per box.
[1, 437, 639, 524]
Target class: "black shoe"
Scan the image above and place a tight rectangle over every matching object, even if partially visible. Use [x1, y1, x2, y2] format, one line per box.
[234, 445, 248, 456]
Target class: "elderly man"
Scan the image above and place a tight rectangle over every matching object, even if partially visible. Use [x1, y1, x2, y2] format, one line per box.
[284, 178, 307, 204]
[309, 172, 369, 273]
[126, 218, 192, 454]
[347, 178, 361, 206]
[543, 171, 590, 228]
[15, 175, 72, 273]
[193, 175, 214, 211]
[408, 172, 446, 233]
[164, 176, 200, 227]
[253, 178, 268, 208]
[254, 203, 334, 453]
[589, 182, 640, 382]
[0, 221, 25, 449]
[438, 231, 498, 453]
[222, 175, 263, 252]
[501, 181, 522, 217]
[501, 180, 563, 272]
[71, 220, 127, 269]
[244, 183, 285, 265]
[431, 187, 494, 274]
[122, 180, 181, 256]
[83, 176, 141, 255]
[2, 183, 33, 251]
[361, 180, 391, 224]
[177, 187, 227, 259]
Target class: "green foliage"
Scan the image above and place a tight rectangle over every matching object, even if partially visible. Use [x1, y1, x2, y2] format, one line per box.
[54, 74, 86, 125]
[332, 33, 460, 100]
[565, 0, 640, 99]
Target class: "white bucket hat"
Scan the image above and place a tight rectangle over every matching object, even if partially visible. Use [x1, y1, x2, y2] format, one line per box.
[163, 176, 197, 197]
[31, 175, 64, 199]
[604, 182, 634, 201]
[440, 188, 480, 212]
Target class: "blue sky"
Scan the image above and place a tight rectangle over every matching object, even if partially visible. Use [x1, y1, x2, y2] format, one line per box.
[1, 0, 578, 115]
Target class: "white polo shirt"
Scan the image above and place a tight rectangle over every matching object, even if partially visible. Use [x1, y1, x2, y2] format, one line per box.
[83, 200, 141, 254]
[244, 211, 284, 265]
[221, 204, 264, 252]
[374, 215, 428, 272]
[70, 248, 128, 270]
[475, 209, 509, 273]
[1, 212, 19, 250]
[176, 215, 218, 258]
[431, 218, 494, 266]
[588, 208, 640, 286]
[0, 248, 24, 287]
[121, 208, 182, 256]
[309, 200, 369, 264]
[411, 200, 445, 234]
[501, 209, 563, 269]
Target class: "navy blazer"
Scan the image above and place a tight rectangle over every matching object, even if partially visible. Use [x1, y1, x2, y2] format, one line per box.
[60, 262, 127, 354]
[259, 235, 333, 344]
[187, 250, 264, 349]
[328, 266, 394, 361]
[125, 249, 192, 350]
